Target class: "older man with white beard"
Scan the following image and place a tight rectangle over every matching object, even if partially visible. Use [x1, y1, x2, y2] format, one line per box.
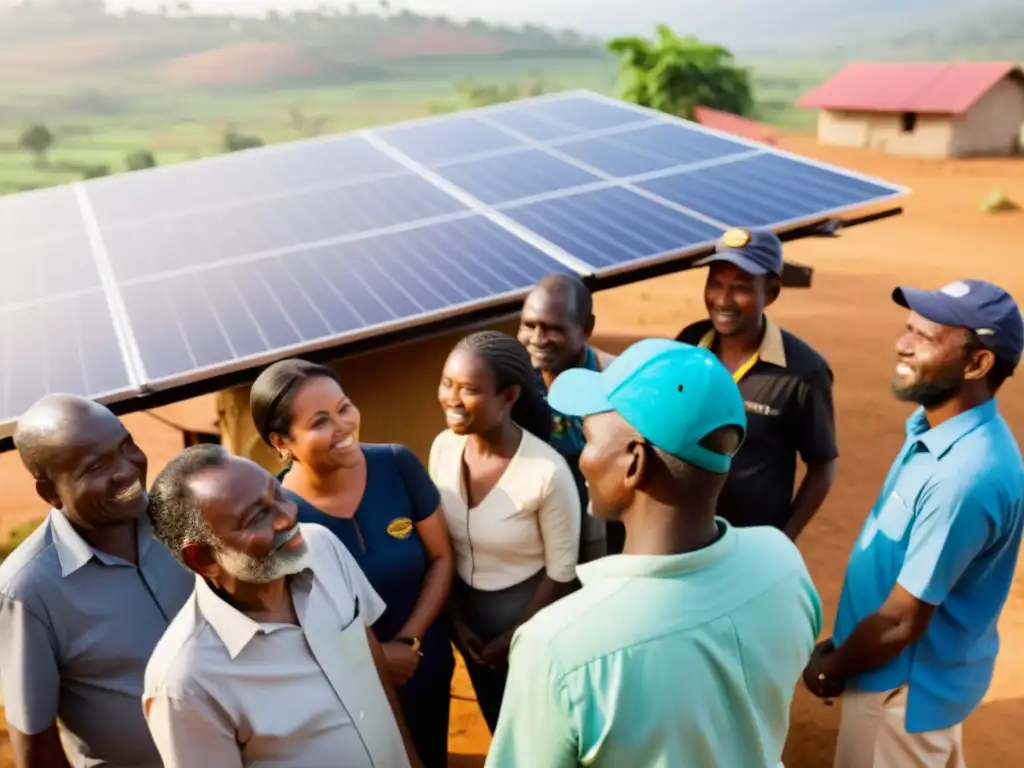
[142, 444, 421, 768]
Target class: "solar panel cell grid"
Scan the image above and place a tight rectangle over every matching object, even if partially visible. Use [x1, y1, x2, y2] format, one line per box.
[550, 122, 754, 177]
[1, 291, 133, 422]
[636, 152, 900, 228]
[503, 186, 726, 270]
[374, 116, 523, 165]
[100, 172, 470, 282]
[86, 136, 406, 222]
[0, 89, 908, 434]
[120, 215, 578, 386]
[430, 148, 603, 206]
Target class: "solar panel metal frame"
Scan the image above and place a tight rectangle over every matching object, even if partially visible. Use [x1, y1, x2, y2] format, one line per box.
[0, 89, 910, 442]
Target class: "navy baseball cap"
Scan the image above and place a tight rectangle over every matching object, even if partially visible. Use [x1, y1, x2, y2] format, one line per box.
[694, 227, 784, 276]
[547, 339, 747, 474]
[893, 279, 1023, 368]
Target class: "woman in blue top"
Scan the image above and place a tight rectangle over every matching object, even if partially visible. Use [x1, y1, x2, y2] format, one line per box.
[250, 358, 455, 768]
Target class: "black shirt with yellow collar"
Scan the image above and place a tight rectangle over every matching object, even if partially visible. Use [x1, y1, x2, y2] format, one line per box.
[676, 316, 838, 530]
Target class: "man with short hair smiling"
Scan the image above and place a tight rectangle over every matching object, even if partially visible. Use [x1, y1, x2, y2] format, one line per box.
[518, 273, 621, 559]
[677, 227, 837, 539]
[143, 444, 419, 768]
[0, 394, 192, 768]
[485, 339, 821, 768]
[805, 280, 1024, 768]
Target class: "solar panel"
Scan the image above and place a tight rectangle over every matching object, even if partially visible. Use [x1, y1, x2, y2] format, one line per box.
[0, 89, 909, 435]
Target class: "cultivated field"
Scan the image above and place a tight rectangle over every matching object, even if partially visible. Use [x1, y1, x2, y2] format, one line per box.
[1, 134, 1022, 765]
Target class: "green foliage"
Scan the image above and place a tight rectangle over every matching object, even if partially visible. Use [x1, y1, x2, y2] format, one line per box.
[18, 122, 54, 166]
[223, 131, 264, 152]
[82, 164, 110, 179]
[980, 189, 1021, 214]
[607, 25, 753, 120]
[0, 519, 42, 560]
[428, 75, 553, 114]
[125, 149, 157, 171]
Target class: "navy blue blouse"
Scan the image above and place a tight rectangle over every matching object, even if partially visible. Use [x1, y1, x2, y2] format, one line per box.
[285, 444, 453, 691]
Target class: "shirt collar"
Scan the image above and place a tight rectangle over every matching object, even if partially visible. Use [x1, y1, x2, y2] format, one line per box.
[576, 519, 738, 583]
[699, 316, 787, 368]
[906, 399, 998, 459]
[193, 569, 315, 660]
[49, 508, 155, 578]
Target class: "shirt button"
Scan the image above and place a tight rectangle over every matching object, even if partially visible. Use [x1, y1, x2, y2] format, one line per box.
[359, 711, 365, 720]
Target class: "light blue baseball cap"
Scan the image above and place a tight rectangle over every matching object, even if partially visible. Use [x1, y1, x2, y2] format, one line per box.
[547, 339, 747, 474]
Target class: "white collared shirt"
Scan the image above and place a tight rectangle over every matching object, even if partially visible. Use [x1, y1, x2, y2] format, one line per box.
[142, 523, 409, 768]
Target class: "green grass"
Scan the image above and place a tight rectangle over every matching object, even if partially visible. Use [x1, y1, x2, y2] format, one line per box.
[0, 519, 41, 560]
[0, 53, 827, 194]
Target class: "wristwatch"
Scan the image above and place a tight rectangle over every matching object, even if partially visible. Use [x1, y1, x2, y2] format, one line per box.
[396, 636, 421, 654]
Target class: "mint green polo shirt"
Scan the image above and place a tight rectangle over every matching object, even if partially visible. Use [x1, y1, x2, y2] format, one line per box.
[485, 521, 821, 768]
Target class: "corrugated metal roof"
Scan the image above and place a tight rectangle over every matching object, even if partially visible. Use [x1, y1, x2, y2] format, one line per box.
[797, 61, 1023, 115]
[693, 106, 778, 145]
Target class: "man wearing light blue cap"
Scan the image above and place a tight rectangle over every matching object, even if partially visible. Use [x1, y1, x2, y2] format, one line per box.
[804, 280, 1023, 768]
[484, 339, 821, 768]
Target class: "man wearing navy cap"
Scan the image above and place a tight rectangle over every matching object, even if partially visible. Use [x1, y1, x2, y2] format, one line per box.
[484, 340, 821, 768]
[804, 280, 1024, 768]
[677, 227, 838, 539]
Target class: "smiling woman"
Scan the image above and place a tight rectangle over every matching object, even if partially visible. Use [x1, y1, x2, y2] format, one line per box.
[430, 331, 581, 733]
[249, 358, 456, 768]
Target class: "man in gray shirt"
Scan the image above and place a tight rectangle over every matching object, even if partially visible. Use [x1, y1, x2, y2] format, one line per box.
[143, 444, 420, 767]
[0, 394, 193, 767]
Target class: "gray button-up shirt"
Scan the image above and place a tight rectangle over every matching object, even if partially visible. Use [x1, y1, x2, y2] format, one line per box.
[143, 522, 411, 768]
[0, 509, 193, 767]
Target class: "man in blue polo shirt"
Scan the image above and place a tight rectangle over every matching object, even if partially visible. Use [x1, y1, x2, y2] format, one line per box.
[485, 339, 821, 768]
[804, 279, 1024, 768]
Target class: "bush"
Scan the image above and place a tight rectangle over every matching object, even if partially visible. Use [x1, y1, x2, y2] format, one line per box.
[0, 519, 42, 559]
[125, 149, 157, 171]
[223, 131, 264, 153]
[82, 164, 110, 179]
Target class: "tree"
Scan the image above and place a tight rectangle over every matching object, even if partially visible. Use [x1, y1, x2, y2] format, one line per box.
[607, 25, 753, 120]
[125, 149, 157, 171]
[18, 123, 54, 167]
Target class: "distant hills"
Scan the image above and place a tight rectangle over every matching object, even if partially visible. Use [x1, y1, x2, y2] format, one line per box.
[0, 0, 1020, 92]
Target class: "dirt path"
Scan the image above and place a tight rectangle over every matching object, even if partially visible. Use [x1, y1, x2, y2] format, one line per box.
[2, 139, 1023, 766]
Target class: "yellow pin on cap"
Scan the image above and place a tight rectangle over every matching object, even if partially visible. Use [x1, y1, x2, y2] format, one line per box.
[721, 228, 752, 248]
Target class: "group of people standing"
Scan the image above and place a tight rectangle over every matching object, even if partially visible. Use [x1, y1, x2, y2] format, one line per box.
[0, 226, 1021, 768]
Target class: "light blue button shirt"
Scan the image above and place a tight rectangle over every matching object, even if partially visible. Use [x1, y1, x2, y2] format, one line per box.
[484, 521, 821, 768]
[834, 399, 1024, 733]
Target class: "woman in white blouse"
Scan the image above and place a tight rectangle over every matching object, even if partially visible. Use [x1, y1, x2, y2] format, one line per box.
[429, 330, 581, 733]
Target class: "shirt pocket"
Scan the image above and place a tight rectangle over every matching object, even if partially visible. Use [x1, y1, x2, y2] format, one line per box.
[876, 492, 913, 541]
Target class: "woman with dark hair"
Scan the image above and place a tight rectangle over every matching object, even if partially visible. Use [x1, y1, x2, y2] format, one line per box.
[430, 330, 581, 732]
[250, 359, 454, 768]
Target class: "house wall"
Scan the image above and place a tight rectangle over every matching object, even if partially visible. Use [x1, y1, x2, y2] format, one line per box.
[816, 110, 954, 158]
[949, 76, 1024, 157]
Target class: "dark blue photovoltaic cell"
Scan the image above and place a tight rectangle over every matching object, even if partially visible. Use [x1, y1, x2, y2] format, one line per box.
[516, 95, 653, 132]
[120, 216, 576, 383]
[503, 186, 724, 270]
[1, 291, 133, 423]
[87, 136, 406, 223]
[554, 122, 752, 178]
[636, 152, 902, 228]
[482, 108, 580, 142]
[1, 236, 101, 310]
[0, 186, 85, 246]
[373, 116, 522, 165]
[101, 173, 469, 282]
[432, 149, 602, 205]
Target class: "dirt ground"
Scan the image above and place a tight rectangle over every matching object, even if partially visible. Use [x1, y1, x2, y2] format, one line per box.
[2, 136, 1023, 766]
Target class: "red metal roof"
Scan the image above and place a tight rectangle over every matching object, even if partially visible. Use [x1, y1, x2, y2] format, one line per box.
[797, 61, 1023, 115]
[693, 106, 778, 145]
